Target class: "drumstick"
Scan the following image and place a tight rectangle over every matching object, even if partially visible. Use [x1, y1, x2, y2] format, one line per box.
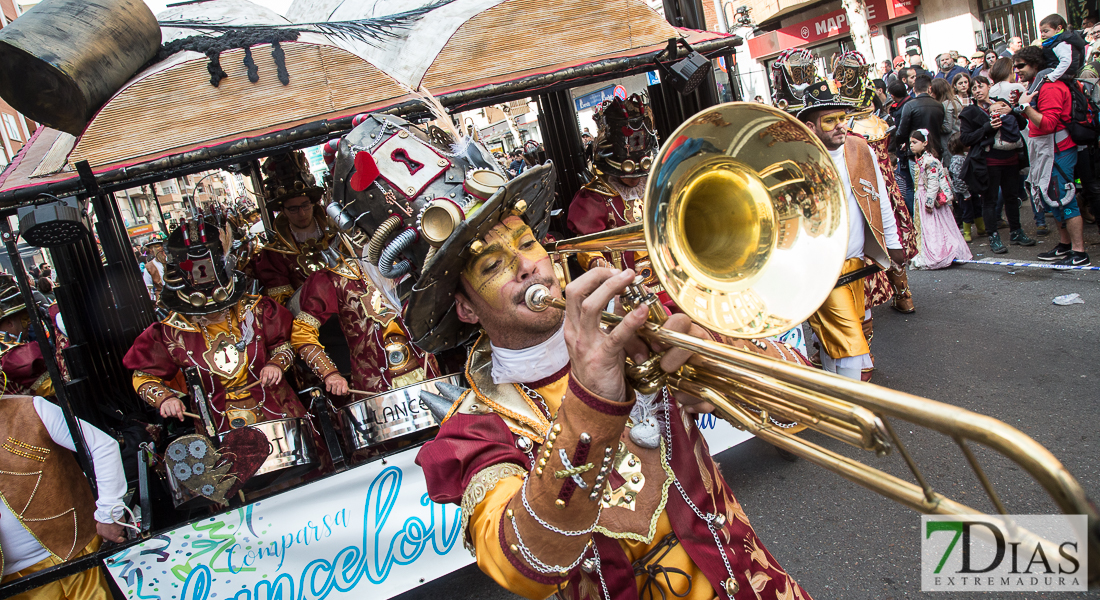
[182, 411, 202, 419]
[347, 389, 377, 397]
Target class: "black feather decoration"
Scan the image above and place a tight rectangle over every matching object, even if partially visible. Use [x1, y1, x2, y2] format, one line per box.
[158, 0, 456, 47]
[243, 46, 259, 82]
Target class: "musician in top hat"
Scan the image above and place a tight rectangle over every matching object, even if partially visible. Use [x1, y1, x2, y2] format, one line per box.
[327, 112, 812, 600]
[253, 151, 342, 304]
[0, 280, 52, 398]
[123, 218, 333, 440]
[567, 95, 662, 289]
[798, 80, 907, 381]
[833, 51, 918, 318]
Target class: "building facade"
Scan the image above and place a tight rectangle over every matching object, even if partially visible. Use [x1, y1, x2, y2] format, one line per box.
[717, 0, 1077, 103]
[0, 0, 38, 169]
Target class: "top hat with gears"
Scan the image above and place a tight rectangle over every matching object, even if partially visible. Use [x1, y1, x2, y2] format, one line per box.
[771, 48, 821, 112]
[0, 282, 25, 321]
[327, 111, 556, 353]
[261, 151, 325, 210]
[160, 218, 246, 315]
[796, 79, 854, 122]
[831, 51, 874, 108]
[591, 95, 658, 178]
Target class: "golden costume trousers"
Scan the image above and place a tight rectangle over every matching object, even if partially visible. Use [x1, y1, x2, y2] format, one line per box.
[2, 537, 110, 600]
[808, 257, 871, 360]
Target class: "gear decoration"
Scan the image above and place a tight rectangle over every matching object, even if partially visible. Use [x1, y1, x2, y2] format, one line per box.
[590, 94, 657, 178]
[771, 48, 820, 113]
[831, 51, 874, 108]
[261, 151, 324, 210]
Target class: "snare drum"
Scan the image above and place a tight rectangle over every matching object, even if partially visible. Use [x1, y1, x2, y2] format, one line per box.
[164, 418, 319, 506]
[338, 374, 464, 452]
[218, 417, 318, 491]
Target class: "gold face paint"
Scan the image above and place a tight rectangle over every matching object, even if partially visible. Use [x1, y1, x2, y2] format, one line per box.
[461, 216, 549, 310]
[817, 112, 848, 132]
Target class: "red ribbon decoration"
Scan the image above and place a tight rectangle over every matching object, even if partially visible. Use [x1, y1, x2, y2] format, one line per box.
[349, 151, 381, 192]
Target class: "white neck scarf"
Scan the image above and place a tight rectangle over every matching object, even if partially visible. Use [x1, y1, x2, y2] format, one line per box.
[490, 324, 569, 385]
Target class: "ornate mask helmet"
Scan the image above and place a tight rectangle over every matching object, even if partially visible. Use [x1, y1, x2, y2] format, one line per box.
[771, 48, 820, 112]
[261, 151, 325, 210]
[327, 111, 556, 353]
[795, 79, 855, 123]
[591, 94, 658, 177]
[832, 51, 874, 109]
[0, 280, 26, 321]
[161, 218, 247, 315]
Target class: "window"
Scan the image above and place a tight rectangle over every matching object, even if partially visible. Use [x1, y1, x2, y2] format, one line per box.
[2, 114, 20, 142]
[980, 0, 1036, 46]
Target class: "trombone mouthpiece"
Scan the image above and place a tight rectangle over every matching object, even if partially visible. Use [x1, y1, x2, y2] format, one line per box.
[524, 284, 551, 312]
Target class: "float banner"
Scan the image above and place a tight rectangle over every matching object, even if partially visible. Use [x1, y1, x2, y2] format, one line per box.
[104, 446, 471, 600]
[105, 418, 751, 599]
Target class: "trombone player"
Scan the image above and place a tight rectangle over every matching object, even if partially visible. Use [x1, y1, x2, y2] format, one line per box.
[799, 80, 908, 381]
[329, 114, 814, 600]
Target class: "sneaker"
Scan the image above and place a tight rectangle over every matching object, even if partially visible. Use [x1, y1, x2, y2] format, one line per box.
[1037, 243, 1072, 261]
[1009, 229, 1036, 246]
[989, 232, 1007, 254]
[1035, 224, 1050, 236]
[1052, 251, 1091, 266]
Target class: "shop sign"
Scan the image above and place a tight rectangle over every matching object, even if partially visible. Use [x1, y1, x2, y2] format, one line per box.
[127, 223, 155, 237]
[573, 85, 616, 111]
[748, 0, 921, 58]
[478, 120, 511, 140]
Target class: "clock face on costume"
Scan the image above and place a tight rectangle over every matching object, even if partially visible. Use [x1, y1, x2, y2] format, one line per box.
[203, 332, 243, 379]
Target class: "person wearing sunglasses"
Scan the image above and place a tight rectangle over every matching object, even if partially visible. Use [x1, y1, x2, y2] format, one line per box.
[799, 81, 908, 382]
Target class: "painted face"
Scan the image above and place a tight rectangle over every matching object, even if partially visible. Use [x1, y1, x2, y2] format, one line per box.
[459, 216, 562, 345]
[462, 216, 552, 310]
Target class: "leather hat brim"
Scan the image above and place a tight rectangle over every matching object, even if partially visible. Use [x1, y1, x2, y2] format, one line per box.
[402, 163, 557, 353]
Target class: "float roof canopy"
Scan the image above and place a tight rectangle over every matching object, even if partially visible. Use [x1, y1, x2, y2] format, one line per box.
[0, 0, 738, 204]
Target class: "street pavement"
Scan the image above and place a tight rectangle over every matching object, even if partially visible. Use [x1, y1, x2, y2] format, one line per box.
[395, 228, 1100, 600]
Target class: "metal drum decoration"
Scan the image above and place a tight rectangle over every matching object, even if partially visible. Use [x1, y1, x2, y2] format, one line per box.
[338, 374, 464, 451]
[0, 0, 161, 135]
[216, 418, 318, 492]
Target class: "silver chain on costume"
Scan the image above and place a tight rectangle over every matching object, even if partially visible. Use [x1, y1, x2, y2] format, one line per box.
[519, 383, 553, 420]
[509, 508, 591, 576]
[661, 387, 738, 597]
[520, 477, 601, 537]
[591, 542, 611, 600]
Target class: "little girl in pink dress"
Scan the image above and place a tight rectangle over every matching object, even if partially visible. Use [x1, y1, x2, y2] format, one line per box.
[910, 129, 973, 269]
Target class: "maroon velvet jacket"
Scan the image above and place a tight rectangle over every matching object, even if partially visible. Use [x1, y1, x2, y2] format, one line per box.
[297, 267, 438, 394]
[0, 342, 49, 396]
[123, 296, 306, 433]
[416, 347, 811, 600]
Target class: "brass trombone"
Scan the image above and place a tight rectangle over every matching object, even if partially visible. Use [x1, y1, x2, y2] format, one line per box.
[528, 102, 1099, 584]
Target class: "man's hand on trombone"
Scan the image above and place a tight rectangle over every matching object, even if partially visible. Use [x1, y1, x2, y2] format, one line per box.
[561, 267, 714, 412]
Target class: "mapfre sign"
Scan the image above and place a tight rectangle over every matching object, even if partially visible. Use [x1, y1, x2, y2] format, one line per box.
[748, 0, 920, 58]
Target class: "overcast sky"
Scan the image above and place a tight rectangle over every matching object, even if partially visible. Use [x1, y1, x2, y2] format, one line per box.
[143, 0, 293, 17]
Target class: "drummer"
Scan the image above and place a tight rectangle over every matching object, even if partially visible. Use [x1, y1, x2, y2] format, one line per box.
[123, 217, 337, 471]
[567, 96, 661, 290]
[252, 152, 344, 304]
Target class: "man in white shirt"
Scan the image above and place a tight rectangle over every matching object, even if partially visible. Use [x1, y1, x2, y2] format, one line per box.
[141, 239, 167, 303]
[0, 396, 128, 599]
[797, 81, 908, 380]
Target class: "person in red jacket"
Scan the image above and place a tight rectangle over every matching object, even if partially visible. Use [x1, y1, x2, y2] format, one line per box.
[1015, 46, 1090, 266]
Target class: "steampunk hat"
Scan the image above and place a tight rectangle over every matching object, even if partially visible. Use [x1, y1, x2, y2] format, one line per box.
[328, 112, 556, 353]
[262, 151, 325, 210]
[160, 218, 246, 315]
[591, 95, 658, 177]
[771, 48, 821, 113]
[795, 79, 854, 122]
[0, 283, 26, 320]
[831, 51, 875, 108]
